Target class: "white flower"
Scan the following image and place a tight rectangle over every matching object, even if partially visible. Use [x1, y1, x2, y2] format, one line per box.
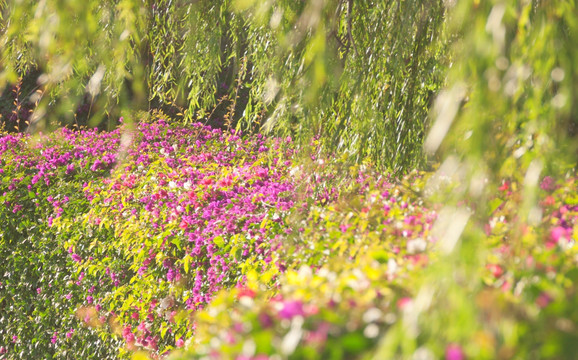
[407, 238, 427, 254]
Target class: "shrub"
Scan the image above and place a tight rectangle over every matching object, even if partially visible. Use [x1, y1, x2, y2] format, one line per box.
[0, 119, 296, 358]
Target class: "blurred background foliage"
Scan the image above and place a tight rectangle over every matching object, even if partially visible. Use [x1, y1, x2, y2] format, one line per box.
[0, 0, 447, 173]
[403, 1, 578, 358]
[1, 0, 575, 174]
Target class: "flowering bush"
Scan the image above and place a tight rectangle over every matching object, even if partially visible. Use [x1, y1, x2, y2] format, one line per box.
[171, 163, 577, 359]
[174, 168, 438, 359]
[0, 126, 125, 358]
[0, 120, 295, 358]
[56, 120, 296, 356]
[1, 121, 576, 359]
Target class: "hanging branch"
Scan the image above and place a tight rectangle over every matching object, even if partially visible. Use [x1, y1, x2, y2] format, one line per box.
[346, 0, 359, 56]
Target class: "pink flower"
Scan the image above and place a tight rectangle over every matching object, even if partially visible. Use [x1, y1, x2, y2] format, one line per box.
[486, 264, 503, 278]
[397, 297, 412, 309]
[71, 253, 82, 262]
[217, 176, 232, 187]
[540, 176, 556, 191]
[199, 177, 213, 185]
[237, 287, 256, 299]
[137, 322, 148, 333]
[550, 226, 568, 243]
[122, 326, 132, 337]
[279, 300, 305, 319]
[445, 344, 465, 360]
[175, 337, 185, 348]
[123, 326, 135, 343]
[255, 167, 268, 178]
[179, 220, 188, 230]
[536, 292, 552, 308]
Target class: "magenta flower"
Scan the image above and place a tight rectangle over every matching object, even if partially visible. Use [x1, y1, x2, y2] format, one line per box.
[279, 300, 305, 319]
[147, 336, 158, 350]
[123, 326, 135, 343]
[540, 176, 556, 191]
[175, 337, 185, 348]
[550, 226, 568, 243]
[536, 292, 553, 308]
[167, 268, 176, 282]
[258, 313, 273, 328]
[445, 344, 465, 360]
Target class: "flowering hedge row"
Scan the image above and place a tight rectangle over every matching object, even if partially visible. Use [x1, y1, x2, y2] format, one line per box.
[175, 167, 438, 359]
[1, 121, 576, 359]
[0, 120, 295, 358]
[173, 166, 577, 359]
[152, 157, 578, 359]
[0, 125, 125, 358]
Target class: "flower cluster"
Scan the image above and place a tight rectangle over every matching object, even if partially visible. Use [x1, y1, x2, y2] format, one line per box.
[177, 167, 440, 359]
[176, 161, 577, 360]
[56, 120, 296, 356]
[0, 126, 125, 358]
[1, 120, 576, 360]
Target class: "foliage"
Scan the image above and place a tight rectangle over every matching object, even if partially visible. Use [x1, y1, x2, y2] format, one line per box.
[0, 120, 295, 358]
[426, 0, 577, 200]
[0, 71, 42, 132]
[0, 125, 125, 358]
[377, 1, 578, 359]
[173, 167, 437, 359]
[1, 118, 577, 359]
[0, 0, 447, 172]
[169, 160, 577, 359]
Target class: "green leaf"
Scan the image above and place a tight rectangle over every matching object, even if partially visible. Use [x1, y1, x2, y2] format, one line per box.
[172, 237, 182, 250]
[489, 198, 503, 214]
[213, 236, 225, 247]
[183, 255, 190, 274]
[341, 332, 371, 354]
